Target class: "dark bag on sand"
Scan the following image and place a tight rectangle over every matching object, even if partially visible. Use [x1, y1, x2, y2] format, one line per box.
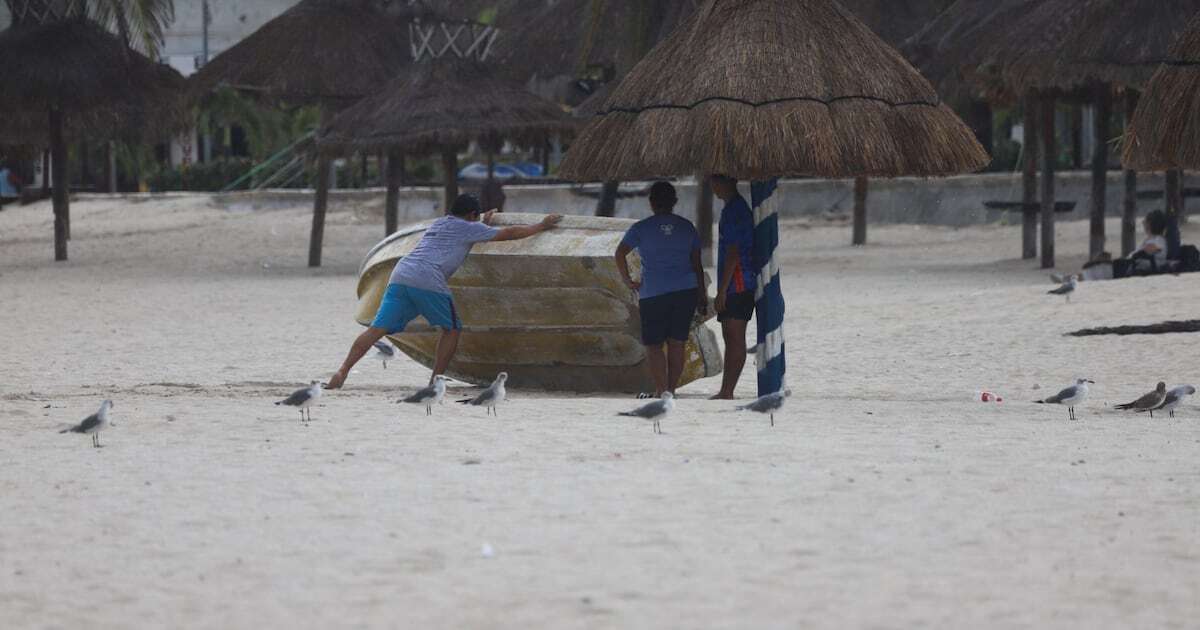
[1179, 245, 1200, 273]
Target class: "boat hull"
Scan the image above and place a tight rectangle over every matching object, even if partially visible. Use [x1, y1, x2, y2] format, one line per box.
[356, 213, 722, 392]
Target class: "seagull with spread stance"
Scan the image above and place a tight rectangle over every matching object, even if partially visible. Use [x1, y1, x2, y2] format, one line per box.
[400, 375, 447, 415]
[1035, 378, 1093, 420]
[456, 372, 507, 416]
[736, 389, 792, 426]
[1047, 275, 1077, 302]
[276, 381, 322, 421]
[1151, 385, 1195, 419]
[1116, 382, 1168, 418]
[59, 400, 114, 448]
[618, 392, 674, 434]
[373, 340, 396, 369]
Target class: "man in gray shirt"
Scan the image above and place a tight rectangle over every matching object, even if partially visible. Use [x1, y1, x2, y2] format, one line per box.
[327, 194, 561, 389]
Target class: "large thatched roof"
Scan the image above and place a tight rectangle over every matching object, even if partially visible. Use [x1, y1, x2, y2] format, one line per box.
[902, 0, 1035, 101]
[906, 0, 1200, 101]
[1124, 12, 1200, 170]
[189, 0, 408, 106]
[982, 0, 1200, 95]
[0, 17, 185, 143]
[495, 0, 700, 84]
[558, 0, 989, 181]
[316, 60, 576, 155]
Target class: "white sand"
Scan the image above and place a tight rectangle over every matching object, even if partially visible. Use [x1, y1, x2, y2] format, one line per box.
[1, 195, 1197, 629]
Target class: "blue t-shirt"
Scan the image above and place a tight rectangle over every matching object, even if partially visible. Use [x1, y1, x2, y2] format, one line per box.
[620, 213, 701, 299]
[0, 168, 17, 198]
[718, 194, 756, 295]
[389, 215, 499, 295]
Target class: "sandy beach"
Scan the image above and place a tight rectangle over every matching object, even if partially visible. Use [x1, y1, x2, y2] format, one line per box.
[1, 194, 1197, 629]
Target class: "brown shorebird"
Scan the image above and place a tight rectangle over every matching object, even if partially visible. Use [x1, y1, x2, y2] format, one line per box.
[1115, 382, 1168, 418]
[1150, 385, 1194, 419]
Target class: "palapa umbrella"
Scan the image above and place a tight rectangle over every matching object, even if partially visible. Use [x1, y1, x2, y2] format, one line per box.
[0, 17, 184, 261]
[189, 0, 410, 268]
[559, 0, 988, 396]
[317, 22, 577, 233]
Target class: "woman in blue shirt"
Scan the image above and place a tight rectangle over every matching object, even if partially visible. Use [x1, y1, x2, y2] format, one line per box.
[615, 182, 708, 396]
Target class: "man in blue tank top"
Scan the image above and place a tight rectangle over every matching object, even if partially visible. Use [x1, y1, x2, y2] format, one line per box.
[711, 175, 756, 399]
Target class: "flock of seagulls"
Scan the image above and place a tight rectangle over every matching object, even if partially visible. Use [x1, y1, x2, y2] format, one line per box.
[1037, 379, 1195, 420]
[53, 340, 1193, 446]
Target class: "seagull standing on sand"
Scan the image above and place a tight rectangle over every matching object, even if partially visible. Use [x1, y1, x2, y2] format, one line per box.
[276, 381, 322, 421]
[1035, 378, 1092, 420]
[1116, 382, 1168, 418]
[618, 392, 674, 434]
[59, 400, 114, 448]
[1047, 276, 1077, 302]
[373, 340, 396, 369]
[736, 389, 792, 426]
[457, 372, 507, 416]
[400, 375, 447, 415]
[1152, 385, 1195, 418]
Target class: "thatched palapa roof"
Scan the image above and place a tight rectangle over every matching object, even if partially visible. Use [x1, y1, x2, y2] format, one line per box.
[558, 0, 989, 181]
[0, 17, 185, 143]
[1124, 13, 1200, 170]
[980, 0, 1200, 95]
[188, 0, 408, 105]
[317, 60, 576, 155]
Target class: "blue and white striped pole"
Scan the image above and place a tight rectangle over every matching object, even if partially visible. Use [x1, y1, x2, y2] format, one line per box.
[751, 179, 785, 396]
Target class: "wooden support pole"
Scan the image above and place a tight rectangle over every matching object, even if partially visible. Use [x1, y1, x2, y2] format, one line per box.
[49, 108, 68, 262]
[852, 176, 868, 246]
[1165, 168, 1183, 259]
[696, 175, 714, 265]
[1089, 84, 1110, 258]
[307, 153, 331, 267]
[1022, 93, 1039, 259]
[1070, 104, 1084, 169]
[385, 148, 403, 236]
[1040, 94, 1056, 269]
[595, 181, 619, 217]
[442, 150, 458, 211]
[1122, 91, 1139, 256]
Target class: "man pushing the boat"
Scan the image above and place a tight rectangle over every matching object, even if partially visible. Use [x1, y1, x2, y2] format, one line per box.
[325, 194, 562, 389]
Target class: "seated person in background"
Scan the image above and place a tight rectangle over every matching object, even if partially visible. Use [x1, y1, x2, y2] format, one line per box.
[614, 181, 708, 397]
[0, 162, 20, 208]
[1077, 210, 1169, 281]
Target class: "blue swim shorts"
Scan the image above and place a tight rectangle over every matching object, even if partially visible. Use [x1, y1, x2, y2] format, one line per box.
[371, 283, 462, 332]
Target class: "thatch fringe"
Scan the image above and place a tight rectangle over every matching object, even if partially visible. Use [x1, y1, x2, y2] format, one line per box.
[559, 0, 989, 181]
[316, 60, 577, 155]
[1124, 12, 1200, 170]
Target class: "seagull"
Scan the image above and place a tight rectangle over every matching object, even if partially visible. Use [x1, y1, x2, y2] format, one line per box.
[373, 340, 396, 369]
[399, 375, 447, 415]
[1151, 385, 1195, 419]
[618, 391, 674, 434]
[1035, 378, 1092, 420]
[59, 400, 114, 448]
[1047, 275, 1077, 302]
[276, 381, 322, 421]
[1116, 381, 1168, 418]
[736, 389, 792, 426]
[456, 372, 508, 416]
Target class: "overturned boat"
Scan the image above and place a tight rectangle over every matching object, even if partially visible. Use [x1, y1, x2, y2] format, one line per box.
[355, 213, 723, 392]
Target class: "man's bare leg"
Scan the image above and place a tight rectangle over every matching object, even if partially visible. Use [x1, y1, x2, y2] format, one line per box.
[327, 327, 389, 389]
[711, 319, 747, 399]
[665, 340, 686, 394]
[430, 329, 461, 382]
[644, 343, 668, 397]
